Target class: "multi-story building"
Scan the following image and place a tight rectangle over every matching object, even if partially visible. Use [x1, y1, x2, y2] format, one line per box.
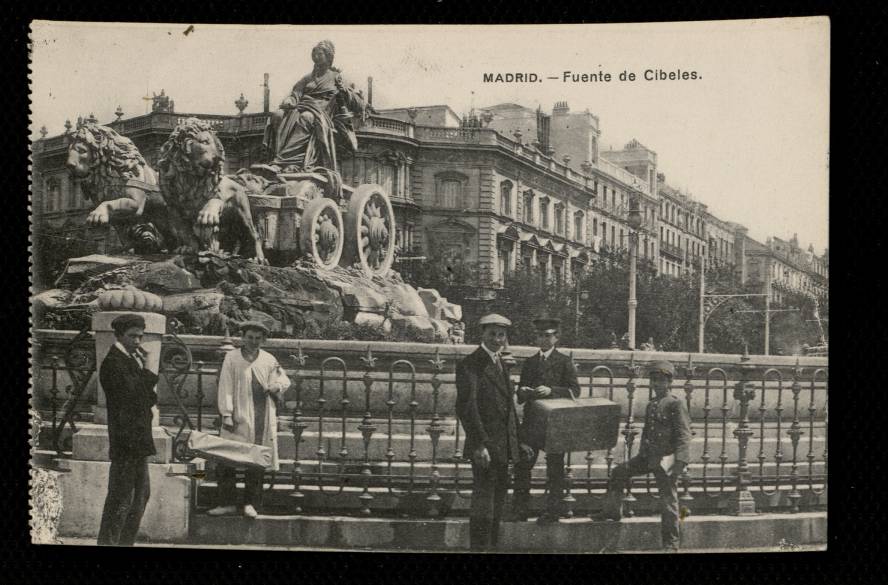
[483, 102, 659, 268]
[656, 174, 708, 277]
[741, 233, 829, 305]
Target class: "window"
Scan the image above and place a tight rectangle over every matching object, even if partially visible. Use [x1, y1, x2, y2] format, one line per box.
[574, 211, 585, 243]
[440, 180, 460, 208]
[500, 180, 513, 216]
[593, 217, 598, 236]
[619, 229, 624, 249]
[602, 222, 607, 245]
[45, 179, 61, 212]
[523, 191, 535, 224]
[434, 172, 467, 208]
[379, 163, 396, 199]
[554, 203, 564, 234]
[540, 197, 550, 230]
[611, 225, 616, 247]
[67, 180, 79, 209]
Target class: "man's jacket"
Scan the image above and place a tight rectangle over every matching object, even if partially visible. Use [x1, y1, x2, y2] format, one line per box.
[455, 347, 520, 464]
[638, 392, 692, 466]
[100, 345, 158, 460]
[517, 349, 580, 405]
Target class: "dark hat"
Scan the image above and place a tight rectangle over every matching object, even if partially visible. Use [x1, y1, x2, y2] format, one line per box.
[478, 313, 512, 328]
[649, 360, 675, 377]
[532, 314, 561, 334]
[239, 320, 270, 335]
[110, 313, 146, 335]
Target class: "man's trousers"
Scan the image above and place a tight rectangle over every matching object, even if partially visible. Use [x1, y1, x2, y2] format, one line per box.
[97, 455, 151, 546]
[469, 460, 510, 551]
[215, 464, 265, 508]
[601, 454, 681, 549]
[512, 448, 566, 513]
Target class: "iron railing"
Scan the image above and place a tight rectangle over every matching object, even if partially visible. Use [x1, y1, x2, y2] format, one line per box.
[33, 332, 827, 517]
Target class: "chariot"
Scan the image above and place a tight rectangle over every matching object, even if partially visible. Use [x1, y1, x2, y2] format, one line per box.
[247, 171, 396, 277]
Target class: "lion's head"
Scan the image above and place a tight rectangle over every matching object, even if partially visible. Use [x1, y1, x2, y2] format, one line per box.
[66, 123, 148, 204]
[158, 117, 226, 182]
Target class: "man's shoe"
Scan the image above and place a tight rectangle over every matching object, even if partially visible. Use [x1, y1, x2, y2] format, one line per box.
[589, 511, 622, 522]
[206, 505, 238, 516]
[662, 545, 679, 553]
[243, 504, 259, 519]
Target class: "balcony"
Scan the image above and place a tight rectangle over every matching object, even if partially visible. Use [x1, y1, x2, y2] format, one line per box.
[660, 241, 684, 260]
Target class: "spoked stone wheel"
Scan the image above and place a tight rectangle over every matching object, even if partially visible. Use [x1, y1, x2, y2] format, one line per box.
[342, 184, 396, 277]
[299, 197, 344, 269]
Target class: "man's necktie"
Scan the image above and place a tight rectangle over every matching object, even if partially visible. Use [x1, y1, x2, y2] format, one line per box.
[495, 354, 503, 374]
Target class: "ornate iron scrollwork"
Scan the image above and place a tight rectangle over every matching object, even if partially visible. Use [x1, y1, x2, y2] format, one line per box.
[162, 319, 196, 462]
[54, 327, 97, 454]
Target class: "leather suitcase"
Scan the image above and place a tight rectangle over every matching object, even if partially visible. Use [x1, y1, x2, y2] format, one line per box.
[522, 397, 621, 452]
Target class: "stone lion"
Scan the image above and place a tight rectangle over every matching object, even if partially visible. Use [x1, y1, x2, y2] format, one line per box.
[157, 118, 268, 263]
[66, 123, 169, 253]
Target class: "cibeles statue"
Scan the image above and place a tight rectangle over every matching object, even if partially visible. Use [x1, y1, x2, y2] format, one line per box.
[261, 39, 372, 191]
[67, 124, 169, 254]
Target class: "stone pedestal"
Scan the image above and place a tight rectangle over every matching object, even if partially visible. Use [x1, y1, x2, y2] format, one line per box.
[91, 311, 165, 425]
[56, 458, 200, 543]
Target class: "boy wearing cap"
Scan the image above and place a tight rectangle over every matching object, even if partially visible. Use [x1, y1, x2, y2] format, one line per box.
[510, 315, 580, 523]
[97, 314, 158, 546]
[455, 313, 520, 551]
[207, 321, 290, 518]
[592, 360, 692, 552]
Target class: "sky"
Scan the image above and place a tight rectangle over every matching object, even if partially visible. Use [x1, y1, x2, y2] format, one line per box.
[29, 19, 830, 253]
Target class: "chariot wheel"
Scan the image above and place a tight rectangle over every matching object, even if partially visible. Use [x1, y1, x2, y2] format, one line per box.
[342, 184, 396, 277]
[299, 198, 344, 269]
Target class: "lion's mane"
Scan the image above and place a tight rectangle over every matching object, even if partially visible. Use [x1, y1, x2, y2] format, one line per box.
[69, 124, 149, 204]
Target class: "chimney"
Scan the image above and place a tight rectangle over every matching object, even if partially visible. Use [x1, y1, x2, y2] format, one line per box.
[552, 100, 570, 115]
[263, 73, 270, 113]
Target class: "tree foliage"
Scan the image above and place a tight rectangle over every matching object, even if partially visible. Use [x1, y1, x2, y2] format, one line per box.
[407, 246, 827, 355]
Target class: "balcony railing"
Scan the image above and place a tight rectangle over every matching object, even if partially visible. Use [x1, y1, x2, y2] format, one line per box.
[34, 329, 826, 517]
[661, 242, 684, 259]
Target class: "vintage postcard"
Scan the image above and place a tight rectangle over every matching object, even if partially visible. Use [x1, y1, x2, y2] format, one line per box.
[29, 19, 828, 553]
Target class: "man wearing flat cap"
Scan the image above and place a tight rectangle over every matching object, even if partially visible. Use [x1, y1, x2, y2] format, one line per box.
[208, 321, 290, 518]
[455, 313, 520, 550]
[592, 359, 692, 552]
[97, 313, 158, 546]
[510, 315, 580, 523]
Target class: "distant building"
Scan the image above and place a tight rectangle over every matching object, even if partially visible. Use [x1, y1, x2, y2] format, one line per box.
[742, 233, 829, 305]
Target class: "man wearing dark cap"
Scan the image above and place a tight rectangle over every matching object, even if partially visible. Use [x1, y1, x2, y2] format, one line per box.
[510, 315, 580, 523]
[97, 313, 158, 546]
[455, 313, 520, 550]
[591, 359, 692, 552]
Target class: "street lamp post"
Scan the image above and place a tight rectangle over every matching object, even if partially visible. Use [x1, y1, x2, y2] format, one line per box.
[627, 198, 643, 350]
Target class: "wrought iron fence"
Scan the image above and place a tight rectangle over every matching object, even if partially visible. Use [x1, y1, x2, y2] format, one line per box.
[34, 332, 827, 517]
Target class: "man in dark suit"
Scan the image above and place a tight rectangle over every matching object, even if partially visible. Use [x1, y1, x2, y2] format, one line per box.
[510, 316, 580, 523]
[591, 360, 692, 551]
[96, 313, 158, 546]
[455, 313, 520, 551]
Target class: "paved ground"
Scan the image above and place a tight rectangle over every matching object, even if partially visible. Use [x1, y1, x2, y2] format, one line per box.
[57, 536, 826, 554]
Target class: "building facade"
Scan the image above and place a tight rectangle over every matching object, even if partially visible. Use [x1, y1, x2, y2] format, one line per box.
[742, 233, 829, 305]
[31, 95, 827, 302]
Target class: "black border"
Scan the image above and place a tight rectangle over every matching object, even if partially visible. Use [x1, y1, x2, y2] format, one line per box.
[6, 1, 880, 583]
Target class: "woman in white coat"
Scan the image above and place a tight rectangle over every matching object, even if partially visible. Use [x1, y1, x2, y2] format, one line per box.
[207, 322, 290, 518]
